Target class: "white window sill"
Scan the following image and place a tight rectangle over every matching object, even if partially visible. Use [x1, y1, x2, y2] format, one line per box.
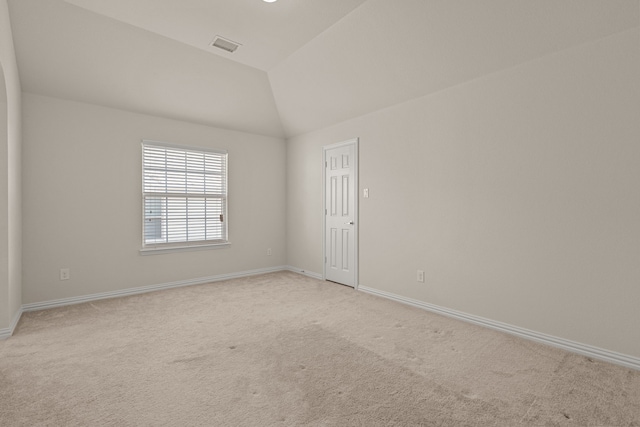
[139, 242, 231, 255]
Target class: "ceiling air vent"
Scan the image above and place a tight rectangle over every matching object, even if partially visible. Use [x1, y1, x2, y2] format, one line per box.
[211, 36, 241, 53]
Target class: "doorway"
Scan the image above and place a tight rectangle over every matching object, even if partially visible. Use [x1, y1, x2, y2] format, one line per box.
[323, 138, 358, 288]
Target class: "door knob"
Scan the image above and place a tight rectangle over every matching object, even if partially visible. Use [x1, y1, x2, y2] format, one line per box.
[345, 221, 354, 225]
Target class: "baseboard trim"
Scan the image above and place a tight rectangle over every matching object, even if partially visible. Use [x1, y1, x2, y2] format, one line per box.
[358, 285, 640, 371]
[0, 306, 24, 340]
[22, 266, 288, 313]
[284, 266, 323, 280]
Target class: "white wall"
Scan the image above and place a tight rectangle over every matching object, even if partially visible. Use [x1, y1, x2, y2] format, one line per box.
[0, 0, 22, 332]
[22, 93, 286, 304]
[287, 28, 640, 357]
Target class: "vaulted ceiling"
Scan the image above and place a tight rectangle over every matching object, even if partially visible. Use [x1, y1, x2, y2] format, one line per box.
[62, 0, 369, 72]
[7, 0, 639, 138]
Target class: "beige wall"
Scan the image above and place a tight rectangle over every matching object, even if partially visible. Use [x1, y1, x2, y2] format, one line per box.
[22, 93, 286, 304]
[287, 28, 640, 357]
[0, 0, 21, 332]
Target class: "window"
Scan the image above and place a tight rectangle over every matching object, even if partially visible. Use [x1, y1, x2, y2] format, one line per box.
[142, 141, 228, 251]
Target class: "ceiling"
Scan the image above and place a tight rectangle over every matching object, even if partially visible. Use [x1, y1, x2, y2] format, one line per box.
[7, 0, 640, 138]
[269, 0, 640, 136]
[62, 0, 368, 72]
[8, 0, 286, 137]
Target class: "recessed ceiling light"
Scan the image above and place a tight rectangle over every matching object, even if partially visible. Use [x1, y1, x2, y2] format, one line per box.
[263, 0, 277, 2]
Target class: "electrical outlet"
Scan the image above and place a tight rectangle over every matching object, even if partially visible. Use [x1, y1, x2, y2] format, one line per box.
[417, 270, 424, 283]
[363, 188, 369, 198]
[60, 268, 70, 281]
[267, 248, 272, 256]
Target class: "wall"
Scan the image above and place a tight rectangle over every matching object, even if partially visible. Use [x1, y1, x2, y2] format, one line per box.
[287, 28, 640, 357]
[0, 62, 7, 329]
[22, 93, 286, 304]
[0, 0, 21, 334]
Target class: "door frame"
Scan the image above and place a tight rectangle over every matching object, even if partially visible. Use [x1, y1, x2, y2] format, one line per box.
[322, 138, 359, 289]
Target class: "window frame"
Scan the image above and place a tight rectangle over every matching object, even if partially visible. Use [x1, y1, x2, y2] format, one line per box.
[140, 140, 229, 254]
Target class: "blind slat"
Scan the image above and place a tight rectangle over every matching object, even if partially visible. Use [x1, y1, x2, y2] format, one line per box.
[142, 142, 228, 247]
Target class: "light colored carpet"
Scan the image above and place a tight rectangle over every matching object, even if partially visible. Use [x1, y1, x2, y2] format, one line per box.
[1, 271, 639, 426]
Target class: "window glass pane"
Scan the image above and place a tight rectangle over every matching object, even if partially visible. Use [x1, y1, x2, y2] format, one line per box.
[144, 170, 167, 193]
[188, 219, 207, 241]
[186, 173, 205, 194]
[144, 197, 165, 243]
[166, 219, 187, 243]
[186, 152, 205, 172]
[188, 198, 206, 219]
[166, 171, 186, 193]
[144, 219, 163, 243]
[205, 174, 223, 194]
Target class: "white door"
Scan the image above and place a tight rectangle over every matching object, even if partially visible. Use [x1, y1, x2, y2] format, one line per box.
[324, 140, 358, 287]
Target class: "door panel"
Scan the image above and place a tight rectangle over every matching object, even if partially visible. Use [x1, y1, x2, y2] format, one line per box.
[325, 142, 356, 287]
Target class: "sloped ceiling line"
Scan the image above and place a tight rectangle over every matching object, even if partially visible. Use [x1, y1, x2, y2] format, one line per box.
[8, 0, 640, 138]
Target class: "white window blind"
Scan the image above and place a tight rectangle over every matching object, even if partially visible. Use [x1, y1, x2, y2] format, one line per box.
[142, 141, 228, 249]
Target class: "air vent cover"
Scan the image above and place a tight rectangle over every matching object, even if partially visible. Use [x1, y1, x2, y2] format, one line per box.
[211, 36, 241, 53]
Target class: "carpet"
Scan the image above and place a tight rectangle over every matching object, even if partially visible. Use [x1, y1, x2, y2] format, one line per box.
[1, 271, 639, 426]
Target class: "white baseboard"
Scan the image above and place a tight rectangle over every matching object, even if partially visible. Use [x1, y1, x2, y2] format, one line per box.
[0, 306, 24, 340]
[358, 285, 640, 371]
[284, 266, 323, 280]
[22, 266, 288, 313]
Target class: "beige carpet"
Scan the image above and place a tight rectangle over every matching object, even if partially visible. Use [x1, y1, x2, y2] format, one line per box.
[1, 271, 639, 426]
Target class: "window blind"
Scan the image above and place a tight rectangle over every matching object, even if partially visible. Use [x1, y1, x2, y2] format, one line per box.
[142, 141, 228, 248]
